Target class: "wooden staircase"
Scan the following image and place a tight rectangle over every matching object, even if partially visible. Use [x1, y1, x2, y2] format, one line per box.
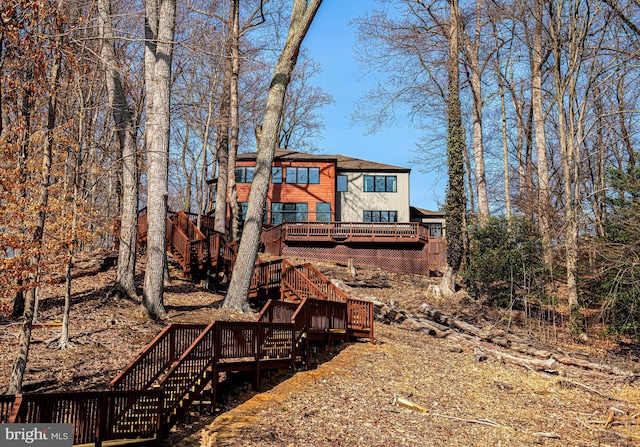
[6, 215, 374, 446]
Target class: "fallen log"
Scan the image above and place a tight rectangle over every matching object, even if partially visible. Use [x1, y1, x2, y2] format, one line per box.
[331, 276, 638, 379]
[48, 250, 118, 284]
[418, 303, 511, 348]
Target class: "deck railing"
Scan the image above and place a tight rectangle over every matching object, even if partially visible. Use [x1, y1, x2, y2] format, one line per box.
[0, 394, 15, 423]
[305, 299, 348, 333]
[249, 259, 283, 298]
[257, 299, 299, 324]
[158, 322, 216, 424]
[110, 323, 207, 392]
[295, 263, 350, 303]
[9, 389, 163, 447]
[292, 262, 374, 341]
[263, 221, 432, 244]
[281, 259, 329, 302]
[3, 256, 374, 445]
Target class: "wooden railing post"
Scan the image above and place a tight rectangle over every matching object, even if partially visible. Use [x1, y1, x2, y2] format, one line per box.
[369, 300, 375, 344]
[169, 326, 175, 362]
[156, 386, 165, 444]
[95, 392, 107, 447]
[7, 394, 23, 423]
[254, 322, 261, 392]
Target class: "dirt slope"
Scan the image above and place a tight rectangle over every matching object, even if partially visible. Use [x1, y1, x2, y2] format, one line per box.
[1, 260, 638, 447]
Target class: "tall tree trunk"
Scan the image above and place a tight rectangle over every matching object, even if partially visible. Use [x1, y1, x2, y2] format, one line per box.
[54, 89, 85, 351]
[98, 0, 139, 299]
[143, 0, 176, 320]
[224, 0, 323, 311]
[213, 73, 231, 235]
[498, 78, 512, 220]
[198, 87, 216, 219]
[549, 0, 588, 326]
[523, 102, 534, 220]
[228, 0, 241, 241]
[532, 0, 553, 266]
[466, 0, 489, 225]
[441, 0, 467, 297]
[8, 0, 63, 393]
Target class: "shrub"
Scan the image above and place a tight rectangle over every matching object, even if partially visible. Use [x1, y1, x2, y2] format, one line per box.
[463, 216, 549, 308]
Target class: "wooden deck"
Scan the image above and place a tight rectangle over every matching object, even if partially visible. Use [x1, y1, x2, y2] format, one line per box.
[262, 221, 437, 244]
[4, 247, 374, 446]
[262, 222, 446, 275]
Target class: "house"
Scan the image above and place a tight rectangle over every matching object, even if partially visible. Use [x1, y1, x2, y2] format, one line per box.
[234, 149, 411, 224]
[230, 149, 445, 275]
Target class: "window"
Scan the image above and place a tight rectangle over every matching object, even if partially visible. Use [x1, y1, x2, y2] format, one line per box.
[363, 210, 398, 222]
[363, 175, 397, 192]
[272, 167, 282, 183]
[316, 202, 332, 221]
[285, 167, 320, 184]
[271, 202, 308, 224]
[235, 166, 255, 183]
[309, 167, 320, 184]
[337, 175, 348, 192]
[239, 202, 248, 221]
[238, 202, 268, 224]
[428, 224, 443, 238]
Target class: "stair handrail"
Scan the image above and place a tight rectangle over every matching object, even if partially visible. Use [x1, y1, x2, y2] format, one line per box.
[296, 263, 349, 303]
[157, 322, 216, 426]
[166, 217, 193, 266]
[172, 211, 207, 242]
[250, 259, 283, 295]
[110, 323, 207, 391]
[290, 297, 308, 332]
[281, 259, 330, 302]
[292, 262, 374, 343]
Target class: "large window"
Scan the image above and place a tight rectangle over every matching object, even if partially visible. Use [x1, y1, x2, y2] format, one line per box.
[364, 175, 397, 192]
[316, 202, 332, 221]
[337, 175, 348, 192]
[271, 202, 308, 224]
[363, 210, 398, 222]
[272, 167, 282, 183]
[238, 202, 268, 224]
[235, 166, 254, 183]
[285, 167, 320, 184]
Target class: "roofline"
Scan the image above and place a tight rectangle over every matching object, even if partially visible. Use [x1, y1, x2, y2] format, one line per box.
[337, 167, 411, 173]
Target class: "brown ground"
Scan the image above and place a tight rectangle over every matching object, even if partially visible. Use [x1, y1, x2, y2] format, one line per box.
[1, 258, 639, 447]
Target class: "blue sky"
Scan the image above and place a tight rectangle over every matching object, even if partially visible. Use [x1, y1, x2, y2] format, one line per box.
[302, 0, 445, 211]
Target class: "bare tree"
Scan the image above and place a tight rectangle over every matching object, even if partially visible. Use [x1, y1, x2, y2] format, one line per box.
[279, 57, 335, 152]
[224, 0, 323, 311]
[99, 0, 140, 300]
[532, 0, 553, 266]
[142, 0, 176, 320]
[460, 0, 490, 224]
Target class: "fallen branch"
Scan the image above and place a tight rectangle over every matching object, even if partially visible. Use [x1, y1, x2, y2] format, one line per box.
[430, 413, 505, 428]
[392, 395, 428, 413]
[415, 303, 637, 379]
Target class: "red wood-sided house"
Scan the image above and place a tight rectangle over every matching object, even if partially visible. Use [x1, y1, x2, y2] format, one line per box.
[235, 149, 415, 224]
[233, 149, 445, 275]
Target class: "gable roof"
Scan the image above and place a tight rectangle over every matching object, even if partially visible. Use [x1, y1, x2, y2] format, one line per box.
[236, 149, 410, 173]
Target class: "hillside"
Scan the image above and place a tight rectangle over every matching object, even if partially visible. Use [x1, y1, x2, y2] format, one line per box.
[1, 259, 638, 447]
